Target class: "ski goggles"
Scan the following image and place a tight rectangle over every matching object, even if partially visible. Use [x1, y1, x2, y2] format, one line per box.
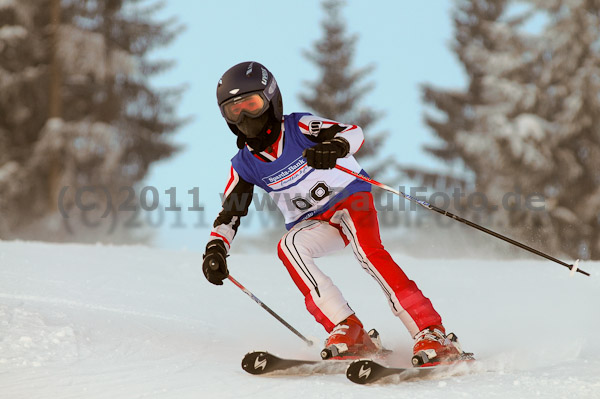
[220, 93, 269, 124]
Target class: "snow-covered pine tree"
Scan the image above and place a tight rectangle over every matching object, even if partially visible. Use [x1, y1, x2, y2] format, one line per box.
[409, 1, 511, 193]
[300, 0, 386, 163]
[422, 0, 600, 260]
[0, 0, 183, 242]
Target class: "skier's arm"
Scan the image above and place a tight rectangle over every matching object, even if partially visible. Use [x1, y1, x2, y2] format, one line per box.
[298, 115, 364, 169]
[203, 166, 254, 285]
[208, 166, 254, 250]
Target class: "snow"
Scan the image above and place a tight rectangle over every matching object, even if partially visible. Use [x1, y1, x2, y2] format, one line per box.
[58, 26, 136, 82]
[0, 26, 27, 41]
[0, 240, 599, 398]
[0, 161, 18, 184]
[0, 0, 15, 10]
[32, 118, 123, 177]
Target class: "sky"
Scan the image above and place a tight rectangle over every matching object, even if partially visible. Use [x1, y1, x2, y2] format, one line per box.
[144, 0, 466, 250]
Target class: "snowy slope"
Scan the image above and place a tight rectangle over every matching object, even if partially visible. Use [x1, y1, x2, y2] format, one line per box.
[0, 240, 599, 399]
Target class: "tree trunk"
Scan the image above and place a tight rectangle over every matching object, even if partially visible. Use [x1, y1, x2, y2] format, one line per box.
[48, 0, 62, 211]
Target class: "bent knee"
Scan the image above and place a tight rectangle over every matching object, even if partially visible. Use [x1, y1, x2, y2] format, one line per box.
[279, 230, 317, 261]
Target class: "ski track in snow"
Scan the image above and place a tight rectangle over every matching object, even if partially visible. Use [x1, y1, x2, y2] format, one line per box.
[0, 240, 599, 398]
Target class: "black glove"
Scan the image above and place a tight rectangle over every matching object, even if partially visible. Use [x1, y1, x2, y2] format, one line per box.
[302, 138, 350, 169]
[202, 240, 229, 285]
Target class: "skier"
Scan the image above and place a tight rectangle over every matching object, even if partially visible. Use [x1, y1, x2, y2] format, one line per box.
[202, 61, 467, 365]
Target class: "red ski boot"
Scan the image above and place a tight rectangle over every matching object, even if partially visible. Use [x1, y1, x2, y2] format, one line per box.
[320, 314, 380, 360]
[412, 325, 474, 367]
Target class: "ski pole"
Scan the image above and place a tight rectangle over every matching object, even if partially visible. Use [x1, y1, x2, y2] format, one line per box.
[226, 274, 314, 346]
[335, 165, 590, 277]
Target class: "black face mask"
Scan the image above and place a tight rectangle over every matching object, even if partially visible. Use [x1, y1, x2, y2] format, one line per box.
[235, 108, 281, 152]
[236, 112, 270, 139]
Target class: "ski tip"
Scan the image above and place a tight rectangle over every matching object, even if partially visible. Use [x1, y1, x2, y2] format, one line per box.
[241, 351, 275, 375]
[346, 359, 384, 385]
[242, 350, 270, 360]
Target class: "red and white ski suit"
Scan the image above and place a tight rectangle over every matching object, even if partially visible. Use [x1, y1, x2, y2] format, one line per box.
[209, 115, 442, 337]
[277, 191, 441, 336]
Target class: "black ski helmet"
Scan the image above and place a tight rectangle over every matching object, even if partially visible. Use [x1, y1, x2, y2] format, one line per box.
[216, 61, 283, 140]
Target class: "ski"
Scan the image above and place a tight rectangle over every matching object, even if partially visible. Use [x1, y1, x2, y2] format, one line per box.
[345, 358, 475, 385]
[241, 351, 353, 376]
